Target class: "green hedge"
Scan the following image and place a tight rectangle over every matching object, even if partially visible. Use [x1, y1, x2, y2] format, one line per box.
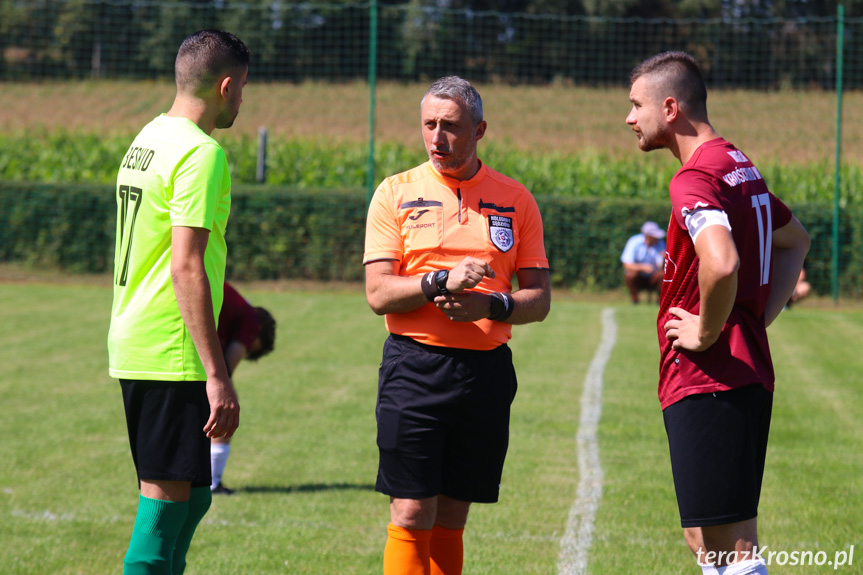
[0, 183, 116, 274]
[3, 132, 862, 206]
[1, 182, 859, 296]
[227, 188, 367, 282]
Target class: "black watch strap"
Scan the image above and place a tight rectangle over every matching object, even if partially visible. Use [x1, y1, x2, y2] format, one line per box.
[488, 292, 515, 322]
[489, 293, 505, 319]
[435, 269, 450, 294]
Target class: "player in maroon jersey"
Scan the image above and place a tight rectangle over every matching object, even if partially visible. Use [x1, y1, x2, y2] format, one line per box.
[211, 282, 276, 494]
[627, 52, 810, 575]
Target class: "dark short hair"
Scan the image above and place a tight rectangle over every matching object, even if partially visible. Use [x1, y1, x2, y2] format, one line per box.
[175, 29, 250, 94]
[247, 306, 276, 361]
[630, 51, 707, 118]
[422, 76, 484, 125]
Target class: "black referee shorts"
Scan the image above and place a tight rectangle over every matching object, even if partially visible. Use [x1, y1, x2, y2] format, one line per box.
[663, 383, 773, 528]
[375, 334, 518, 503]
[120, 379, 212, 488]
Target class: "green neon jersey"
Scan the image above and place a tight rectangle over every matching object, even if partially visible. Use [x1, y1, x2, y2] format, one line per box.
[108, 115, 230, 381]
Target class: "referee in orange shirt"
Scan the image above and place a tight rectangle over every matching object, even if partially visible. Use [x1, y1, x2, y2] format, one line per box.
[364, 76, 551, 575]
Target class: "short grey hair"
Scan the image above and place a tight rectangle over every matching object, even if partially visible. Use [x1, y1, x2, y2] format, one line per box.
[421, 76, 484, 125]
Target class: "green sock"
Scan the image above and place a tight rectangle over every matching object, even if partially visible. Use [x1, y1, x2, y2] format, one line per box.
[124, 495, 189, 575]
[172, 486, 213, 575]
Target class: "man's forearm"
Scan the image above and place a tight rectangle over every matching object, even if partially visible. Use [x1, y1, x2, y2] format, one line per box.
[764, 216, 810, 326]
[507, 269, 551, 325]
[764, 248, 808, 326]
[697, 264, 737, 344]
[507, 286, 551, 325]
[366, 270, 430, 315]
[691, 226, 740, 346]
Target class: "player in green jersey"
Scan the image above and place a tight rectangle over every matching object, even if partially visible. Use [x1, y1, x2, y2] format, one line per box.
[107, 29, 249, 574]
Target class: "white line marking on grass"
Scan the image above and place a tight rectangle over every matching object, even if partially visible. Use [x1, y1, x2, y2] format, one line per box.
[557, 307, 617, 575]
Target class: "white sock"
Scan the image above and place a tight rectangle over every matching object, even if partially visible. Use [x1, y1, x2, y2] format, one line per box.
[210, 443, 231, 489]
[725, 558, 768, 575]
[698, 562, 725, 575]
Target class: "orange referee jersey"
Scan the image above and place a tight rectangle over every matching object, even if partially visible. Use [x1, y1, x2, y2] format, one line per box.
[364, 160, 549, 350]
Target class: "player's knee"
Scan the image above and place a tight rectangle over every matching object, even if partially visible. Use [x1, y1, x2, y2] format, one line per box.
[390, 497, 437, 530]
[698, 521, 759, 563]
[684, 527, 705, 556]
[434, 496, 471, 530]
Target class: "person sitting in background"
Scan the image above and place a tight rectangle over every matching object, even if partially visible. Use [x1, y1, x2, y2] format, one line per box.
[211, 281, 277, 495]
[621, 220, 667, 303]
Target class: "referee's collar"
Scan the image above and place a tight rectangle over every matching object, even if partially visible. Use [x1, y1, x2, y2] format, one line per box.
[427, 160, 488, 190]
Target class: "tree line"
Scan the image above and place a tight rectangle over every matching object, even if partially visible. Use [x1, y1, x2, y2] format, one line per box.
[1, 0, 861, 88]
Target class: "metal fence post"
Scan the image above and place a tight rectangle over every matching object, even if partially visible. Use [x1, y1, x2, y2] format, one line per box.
[833, 4, 844, 303]
[366, 0, 378, 207]
[257, 126, 268, 184]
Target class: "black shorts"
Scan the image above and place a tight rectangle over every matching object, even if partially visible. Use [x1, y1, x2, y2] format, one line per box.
[375, 334, 518, 503]
[120, 379, 212, 488]
[663, 383, 773, 528]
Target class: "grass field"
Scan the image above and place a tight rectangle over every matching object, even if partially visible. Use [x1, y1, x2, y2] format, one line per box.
[3, 82, 861, 203]
[1, 278, 861, 574]
[2, 81, 861, 165]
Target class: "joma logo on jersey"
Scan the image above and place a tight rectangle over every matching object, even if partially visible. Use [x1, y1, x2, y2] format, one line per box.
[409, 209, 430, 221]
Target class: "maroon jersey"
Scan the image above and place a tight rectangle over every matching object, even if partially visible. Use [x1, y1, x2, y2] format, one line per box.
[657, 138, 792, 409]
[218, 282, 261, 353]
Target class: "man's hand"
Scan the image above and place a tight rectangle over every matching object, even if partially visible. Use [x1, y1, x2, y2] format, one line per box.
[446, 257, 495, 293]
[434, 256, 496, 321]
[664, 306, 718, 352]
[204, 376, 240, 439]
[435, 291, 494, 322]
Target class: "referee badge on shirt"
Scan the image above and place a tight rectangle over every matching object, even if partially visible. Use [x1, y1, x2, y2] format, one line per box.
[488, 214, 514, 252]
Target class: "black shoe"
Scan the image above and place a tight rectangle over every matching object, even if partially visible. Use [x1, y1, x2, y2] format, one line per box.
[211, 482, 235, 495]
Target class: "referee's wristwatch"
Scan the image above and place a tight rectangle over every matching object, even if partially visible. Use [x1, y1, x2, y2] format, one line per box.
[434, 269, 450, 294]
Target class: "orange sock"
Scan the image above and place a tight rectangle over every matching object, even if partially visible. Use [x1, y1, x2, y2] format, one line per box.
[430, 524, 464, 575]
[383, 523, 432, 575]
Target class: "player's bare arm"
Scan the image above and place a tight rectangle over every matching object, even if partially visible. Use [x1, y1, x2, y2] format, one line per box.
[764, 215, 811, 326]
[507, 268, 551, 325]
[171, 225, 240, 439]
[365, 259, 432, 315]
[665, 225, 739, 351]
